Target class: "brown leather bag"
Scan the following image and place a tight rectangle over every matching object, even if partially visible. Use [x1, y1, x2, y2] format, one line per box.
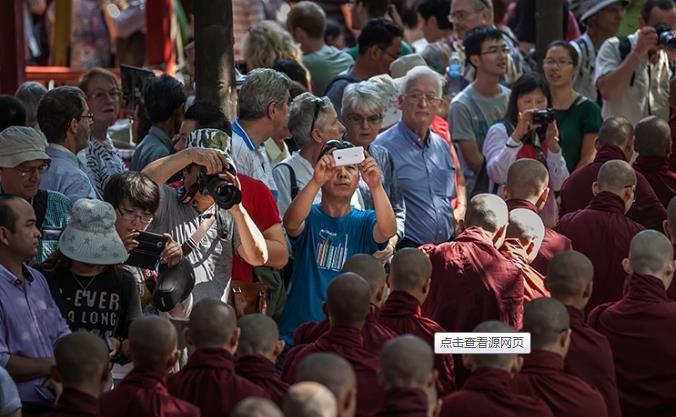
[228, 280, 269, 318]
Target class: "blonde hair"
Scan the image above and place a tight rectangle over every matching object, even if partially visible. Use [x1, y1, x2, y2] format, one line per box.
[243, 21, 303, 70]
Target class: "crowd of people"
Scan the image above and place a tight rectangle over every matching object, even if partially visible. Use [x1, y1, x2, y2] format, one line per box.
[2, 0, 676, 416]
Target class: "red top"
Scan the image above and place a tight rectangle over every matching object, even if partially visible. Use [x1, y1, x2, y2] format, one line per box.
[372, 387, 428, 417]
[633, 155, 676, 209]
[42, 388, 99, 417]
[589, 273, 676, 417]
[99, 368, 200, 417]
[235, 354, 289, 406]
[231, 174, 282, 282]
[431, 115, 462, 210]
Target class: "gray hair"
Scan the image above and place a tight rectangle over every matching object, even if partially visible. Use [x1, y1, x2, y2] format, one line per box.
[400, 66, 445, 97]
[341, 82, 385, 117]
[421, 43, 452, 75]
[288, 92, 333, 149]
[15, 81, 48, 127]
[238, 68, 291, 121]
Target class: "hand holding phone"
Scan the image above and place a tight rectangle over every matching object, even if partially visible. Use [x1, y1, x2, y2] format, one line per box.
[333, 146, 365, 166]
[125, 231, 166, 270]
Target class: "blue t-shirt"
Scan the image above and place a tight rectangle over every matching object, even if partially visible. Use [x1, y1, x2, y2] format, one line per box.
[0, 367, 21, 416]
[279, 205, 385, 345]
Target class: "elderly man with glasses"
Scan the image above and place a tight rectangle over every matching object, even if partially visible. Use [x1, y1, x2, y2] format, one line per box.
[375, 66, 456, 248]
[0, 126, 72, 263]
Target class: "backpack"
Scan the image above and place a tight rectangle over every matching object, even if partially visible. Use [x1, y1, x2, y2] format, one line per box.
[278, 163, 299, 200]
[617, 36, 636, 86]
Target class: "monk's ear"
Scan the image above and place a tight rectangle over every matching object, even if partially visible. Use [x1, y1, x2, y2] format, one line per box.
[422, 277, 431, 295]
[501, 186, 510, 200]
[426, 370, 438, 389]
[583, 281, 593, 300]
[663, 220, 672, 240]
[230, 328, 241, 352]
[168, 348, 181, 369]
[184, 328, 194, 347]
[536, 187, 550, 211]
[591, 181, 600, 196]
[622, 258, 633, 275]
[274, 339, 286, 357]
[561, 328, 572, 352]
[375, 284, 387, 306]
[385, 274, 391, 289]
[510, 355, 524, 375]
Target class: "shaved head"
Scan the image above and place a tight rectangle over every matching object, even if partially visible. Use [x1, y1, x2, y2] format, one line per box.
[506, 159, 549, 201]
[189, 299, 237, 349]
[667, 197, 676, 240]
[342, 254, 386, 298]
[629, 230, 674, 276]
[327, 272, 371, 326]
[129, 316, 177, 368]
[522, 298, 570, 350]
[596, 160, 636, 194]
[597, 117, 634, 149]
[232, 397, 283, 417]
[546, 251, 594, 298]
[296, 353, 357, 399]
[238, 313, 279, 356]
[465, 194, 509, 233]
[468, 321, 517, 369]
[380, 335, 434, 387]
[389, 248, 432, 292]
[54, 332, 109, 387]
[283, 382, 338, 417]
[634, 116, 671, 157]
[506, 208, 545, 244]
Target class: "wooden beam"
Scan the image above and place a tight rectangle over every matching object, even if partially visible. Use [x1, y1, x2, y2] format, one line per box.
[0, 0, 26, 93]
[535, 0, 564, 71]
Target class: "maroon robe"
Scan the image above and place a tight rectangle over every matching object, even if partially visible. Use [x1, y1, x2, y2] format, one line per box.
[281, 326, 386, 417]
[559, 144, 667, 230]
[506, 199, 572, 275]
[556, 191, 644, 313]
[43, 388, 99, 417]
[293, 309, 397, 355]
[439, 367, 553, 417]
[669, 243, 676, 301]
[378, 290, 456, 396]
[588, 273, 676, 417]
[564, 305, 621, 417]
[372, 387, 428, 417]
[99, 369, 200, 417]
[167, 349, 267, 417]
[669, 112, 676, 171]
[511, 350, 608, 417]
[235, 354, 289, 406]
[498, 239, 549, 303]
[633, 155, 676, 208]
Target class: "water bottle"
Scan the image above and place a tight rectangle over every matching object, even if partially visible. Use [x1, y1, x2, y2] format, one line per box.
[447, 52, 464, 99]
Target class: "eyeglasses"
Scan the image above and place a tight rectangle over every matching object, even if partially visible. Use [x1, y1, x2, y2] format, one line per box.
[543, 59, 575, 67]
[403, 93, 443, 104]
[448, 0, 488, 23]
[116, 207, 154, 224]
[379, 47, 400, 61]
[480, 46, 510, 56]
[91, 89, 122, 101]
[15, 163, 50, 177]
[76, 112, 95, 123]
[345, 113, 383, 125]
[309, 97, 329, 136]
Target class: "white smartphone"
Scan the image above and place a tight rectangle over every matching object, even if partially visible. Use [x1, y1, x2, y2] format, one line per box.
[333, 146, 365, 166]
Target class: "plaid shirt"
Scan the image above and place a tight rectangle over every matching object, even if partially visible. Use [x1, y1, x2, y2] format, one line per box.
[34, 190, 71, 264]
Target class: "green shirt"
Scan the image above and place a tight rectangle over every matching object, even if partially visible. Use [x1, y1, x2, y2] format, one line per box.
[303, 45, 355, 95]
[554, 98, 602, 171]
[346, 41, 414, 61]
[617, 0, 644, 37]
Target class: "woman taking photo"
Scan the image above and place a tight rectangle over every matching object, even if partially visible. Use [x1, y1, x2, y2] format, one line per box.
[543, 40, 602, 171]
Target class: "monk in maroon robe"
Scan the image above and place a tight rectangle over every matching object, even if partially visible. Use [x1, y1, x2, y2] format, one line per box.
[282, 273, 386, 417]
[557, 160, 645, 313]
[499, 209, 549, 302]
[100, 317, 200, 417]
[545, 251, 621, 417]
[662, 197, 676, 300]
[589, 230, 676, 417]
[560, 117, 666, 230]
[293, 254, 397, 354]
[167, 300, 267, 417]
[668, 79, 676, 171]
[42, 333, 108, 417]
[378, 248, 455, 396]
[633, 116, 676, 208]
[235, 314, 289, 406]
[295, 353, 357, 417]
[439, 321, 553, 417]
[503, 159, 572, 274]
[373, 336, 436, 417]
[512, 298, 608, 417]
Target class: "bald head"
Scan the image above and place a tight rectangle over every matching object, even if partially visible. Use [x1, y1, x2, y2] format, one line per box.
[467, 321, 517, 369]
[296, 353, 357, 399]
[232, 397, 283, 417]
[667, 197, 676, 241]
[629, 230, 674, 277]
[505, 159, 549, 201]
[546, 251, 594, 299]
[596, 160, 636, 195]
[635, 116, 671, 158]
[238, 313, 279, 356]
[342, 254, 386, 298]
[522, 298, 570, 350]
[389, 248, 432, 292]
[506, 209, 545, 245]
[129, 316, 178, 368]
[597, 117, 634, 149]
[54, 332, 109, 388]
[189, 299, 238, 349]
[283, 382, 338, 417]
[327, 272, 371, 327]
[465, 194, 509, 233]
[380, 335, 434, 388]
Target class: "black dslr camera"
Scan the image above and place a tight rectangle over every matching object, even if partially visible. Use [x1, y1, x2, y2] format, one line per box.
[532, 109, 555, 125]
[196, 164, 242, 210]
[655, 24, 676, 50]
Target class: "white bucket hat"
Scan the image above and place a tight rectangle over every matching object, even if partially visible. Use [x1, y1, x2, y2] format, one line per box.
[580, 0, 628, 23]
[59, 199, 128, 265]
[367, 74, 402, 130]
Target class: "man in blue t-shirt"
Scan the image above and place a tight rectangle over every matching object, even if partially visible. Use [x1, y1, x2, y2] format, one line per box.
[279, 142, 397, 344]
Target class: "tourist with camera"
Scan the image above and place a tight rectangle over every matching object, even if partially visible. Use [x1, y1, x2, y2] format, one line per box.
[141, 129, 268, 303]
[596, 0, 676, 126]
[483, 72, 569, 198]
[543, 41, 602, 172]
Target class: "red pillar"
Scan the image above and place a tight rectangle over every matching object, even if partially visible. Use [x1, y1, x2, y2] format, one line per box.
[145, 0, 175, 73]
[0, 0, 26, 94]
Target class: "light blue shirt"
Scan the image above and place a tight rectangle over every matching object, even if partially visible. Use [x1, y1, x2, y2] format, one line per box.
[374, 121, 455, 245]
[131, 126, 173, 172]
[40, 144, 98, 202]
[0, 367, 20, 415]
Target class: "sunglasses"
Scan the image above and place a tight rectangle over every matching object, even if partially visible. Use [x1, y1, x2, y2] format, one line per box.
[309, 97, 329, 136]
